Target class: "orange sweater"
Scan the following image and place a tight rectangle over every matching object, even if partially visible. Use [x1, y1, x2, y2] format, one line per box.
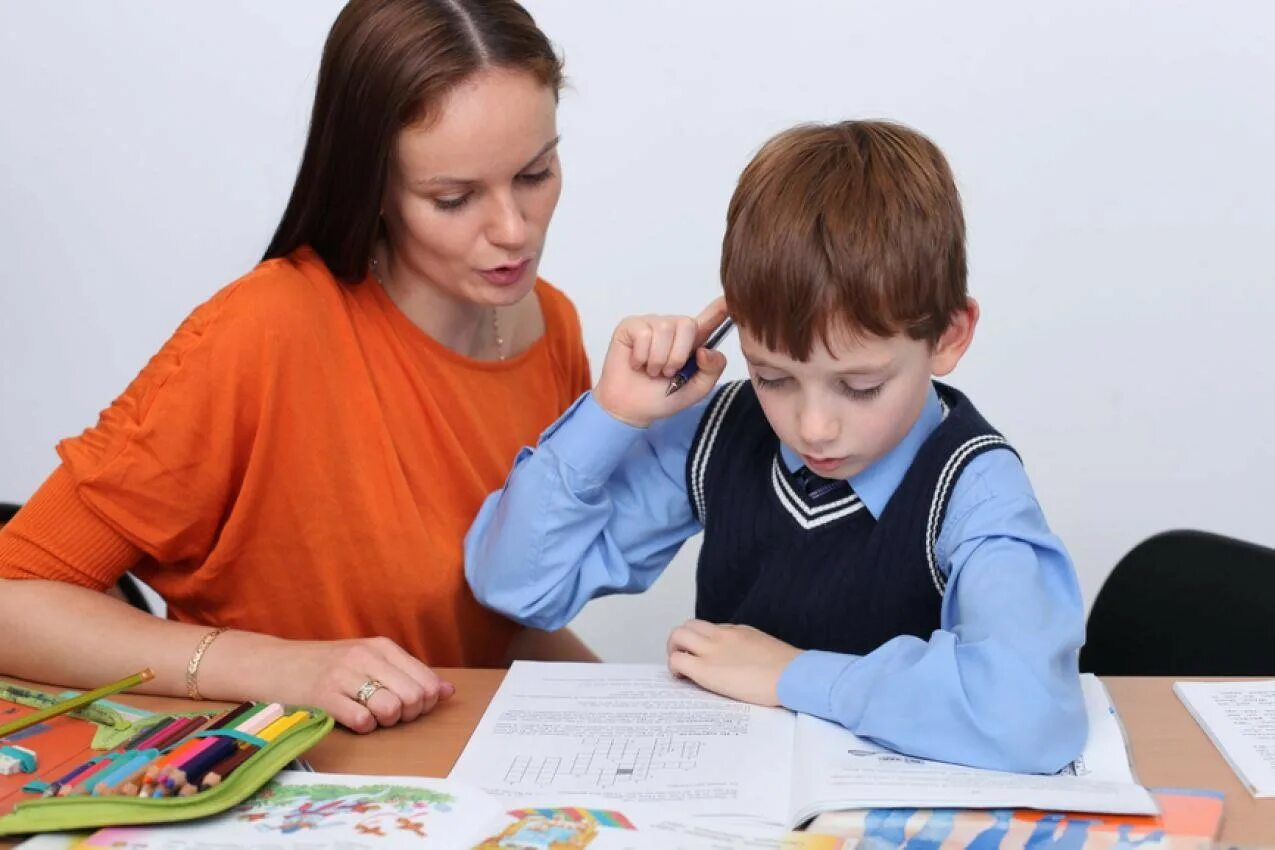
[0, 247, 591, 666]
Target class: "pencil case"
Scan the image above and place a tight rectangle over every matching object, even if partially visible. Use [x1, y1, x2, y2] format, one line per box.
[0, 706, 333, 836]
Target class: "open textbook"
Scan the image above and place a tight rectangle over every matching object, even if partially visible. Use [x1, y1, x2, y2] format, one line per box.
[449, 663, 1157, 830]
[33, 771, 832, 850]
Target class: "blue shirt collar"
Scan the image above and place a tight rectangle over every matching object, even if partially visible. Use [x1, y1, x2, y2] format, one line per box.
[778, 383, 944, 519]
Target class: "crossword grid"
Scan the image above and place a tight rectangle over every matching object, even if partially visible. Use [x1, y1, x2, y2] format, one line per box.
[503, 734, 703, 788]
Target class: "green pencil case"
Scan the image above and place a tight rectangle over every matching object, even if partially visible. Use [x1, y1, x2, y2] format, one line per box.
[0, 706, 333, 836]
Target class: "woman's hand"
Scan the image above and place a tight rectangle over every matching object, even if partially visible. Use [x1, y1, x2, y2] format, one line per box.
[250, 635, 455, 734]
[592, 297, 729, 429]
[0, 581, 452, 735]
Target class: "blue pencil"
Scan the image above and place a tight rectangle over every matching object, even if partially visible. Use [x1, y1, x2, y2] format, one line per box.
[41, 755, 106, 797]
[90, 750, 156, 796]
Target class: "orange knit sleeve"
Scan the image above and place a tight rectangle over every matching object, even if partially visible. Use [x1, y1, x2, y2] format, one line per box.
[0, 465, 142, 589]
[53, 271, 289, 568]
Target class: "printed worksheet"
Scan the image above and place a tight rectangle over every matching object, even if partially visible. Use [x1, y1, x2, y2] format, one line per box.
[448, 663, 796, 827]
[1176, 679, 1275, 797]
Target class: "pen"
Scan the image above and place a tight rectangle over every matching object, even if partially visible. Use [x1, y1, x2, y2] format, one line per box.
[665, 317, 735, 396]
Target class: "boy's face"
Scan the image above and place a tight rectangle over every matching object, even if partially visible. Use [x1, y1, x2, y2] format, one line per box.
[739, 301, 977, 481]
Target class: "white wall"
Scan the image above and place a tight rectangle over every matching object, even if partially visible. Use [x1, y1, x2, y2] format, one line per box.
[3, 2, 1273, 662]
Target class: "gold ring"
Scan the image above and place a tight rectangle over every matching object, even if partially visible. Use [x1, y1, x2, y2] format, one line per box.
[354, 679, 384, 706]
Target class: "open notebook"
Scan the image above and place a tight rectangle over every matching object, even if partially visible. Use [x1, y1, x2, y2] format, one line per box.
[449, 662, 1156, 831]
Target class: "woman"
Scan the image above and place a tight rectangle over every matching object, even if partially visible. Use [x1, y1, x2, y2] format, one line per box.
[0, 0, 592, 732]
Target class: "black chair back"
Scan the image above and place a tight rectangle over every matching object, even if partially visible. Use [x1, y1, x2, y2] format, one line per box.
[1081, 530, 1275, 676]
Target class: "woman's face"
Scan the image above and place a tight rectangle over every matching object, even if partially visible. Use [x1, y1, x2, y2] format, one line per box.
[382, 67, 561, 308]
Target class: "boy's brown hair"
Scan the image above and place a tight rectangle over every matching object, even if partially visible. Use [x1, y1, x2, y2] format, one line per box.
[721, 120, 967, 359]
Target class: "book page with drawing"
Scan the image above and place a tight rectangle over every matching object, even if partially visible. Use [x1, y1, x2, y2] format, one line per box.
[46, 771, 834, 850]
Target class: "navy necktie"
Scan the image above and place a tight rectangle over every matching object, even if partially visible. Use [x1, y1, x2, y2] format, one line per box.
[795, 466, 852, 501]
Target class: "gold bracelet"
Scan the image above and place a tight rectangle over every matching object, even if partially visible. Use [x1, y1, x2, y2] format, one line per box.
[185, 626, 228, 700]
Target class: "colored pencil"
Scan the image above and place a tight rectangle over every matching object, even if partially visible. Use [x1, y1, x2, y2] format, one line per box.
[133, 716, 196, 752]
[91, 750, 155, 796]
[41, 756, 106, 797]
[0, 669, 153, 738]
[199, 710, 310, 789]
[159, 704, 285, 793]
[151, 714, 216, 751]
[197, 747, 254, 789]
[122, 702, 251, 755]
[203, 702, 255, 732]
[135, 764, 163, 797]
[149, 738, 219, 795]
[62, 754, 124, 795]
[149, 703, 281, 796]
[116, 718, 169, 752]
[107, 750, 162, 796]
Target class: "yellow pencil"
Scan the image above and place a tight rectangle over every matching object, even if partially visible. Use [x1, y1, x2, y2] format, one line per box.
[0, 669, 154, 738]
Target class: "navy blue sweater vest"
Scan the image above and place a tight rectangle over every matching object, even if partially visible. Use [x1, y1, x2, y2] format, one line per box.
[684, 380, 1015, 655]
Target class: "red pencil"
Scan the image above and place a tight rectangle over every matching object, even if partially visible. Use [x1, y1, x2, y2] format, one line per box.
[137, 715, 201, 752]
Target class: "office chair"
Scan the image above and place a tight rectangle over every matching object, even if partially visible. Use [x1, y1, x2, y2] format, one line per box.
[0, 500, 154, 615]
[1080, 530, 1275, 676]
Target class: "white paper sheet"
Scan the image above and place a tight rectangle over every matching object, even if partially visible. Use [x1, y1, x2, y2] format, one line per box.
[448, 662, 796, 827]
[1176, 679, 1275, 797]
[788, 674, 1157, 823]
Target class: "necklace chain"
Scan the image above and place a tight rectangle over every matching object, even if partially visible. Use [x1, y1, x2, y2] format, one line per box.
[491, 307, 505, 360]
[369, 255, 506, 361]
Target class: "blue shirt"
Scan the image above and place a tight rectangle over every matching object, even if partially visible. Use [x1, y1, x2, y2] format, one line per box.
[465, 384, 1087, 773]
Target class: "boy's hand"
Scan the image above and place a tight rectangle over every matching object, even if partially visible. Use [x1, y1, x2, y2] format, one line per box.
[666, 619, 802, 707]
[593, 298, 729, 428]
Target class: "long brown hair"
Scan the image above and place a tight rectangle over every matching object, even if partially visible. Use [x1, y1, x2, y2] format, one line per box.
[263, 0, 563, 282]
[722, 120, 967, 359]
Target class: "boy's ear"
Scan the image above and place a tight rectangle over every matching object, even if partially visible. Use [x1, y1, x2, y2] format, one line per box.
[930, 297, 979, 377]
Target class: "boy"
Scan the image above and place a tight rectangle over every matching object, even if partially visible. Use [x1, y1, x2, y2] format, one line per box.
[465, 120, 1086, 773]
